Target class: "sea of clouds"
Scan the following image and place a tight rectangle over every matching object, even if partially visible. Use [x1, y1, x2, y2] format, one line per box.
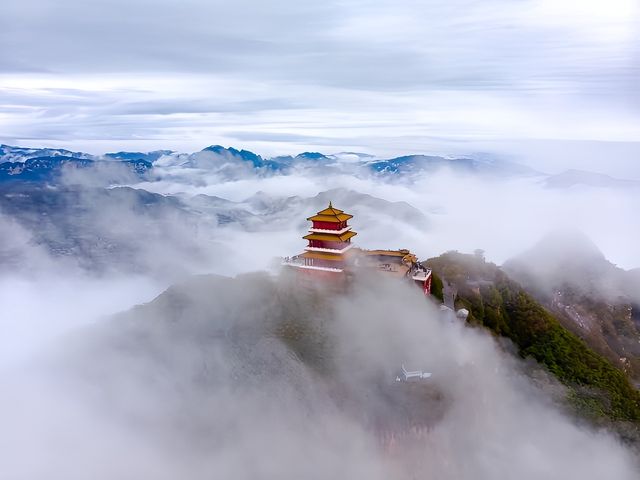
[1, 151, 639, 478]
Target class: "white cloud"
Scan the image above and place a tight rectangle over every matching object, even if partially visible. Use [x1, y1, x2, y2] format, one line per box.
[1, 275, 638, 479]
[0, 147, 639, 477]
[1, 1, 639, 473]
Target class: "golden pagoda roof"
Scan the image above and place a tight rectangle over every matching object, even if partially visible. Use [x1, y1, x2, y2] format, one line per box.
[307, 214, 353, 222]
[307, 202, 353, 223]
[316, 203, 344, 215]
[303, 231, 357, 242]
[363, 249, 417, 264]
[301, 251, 345, 261]
[364, 249, 407, 257]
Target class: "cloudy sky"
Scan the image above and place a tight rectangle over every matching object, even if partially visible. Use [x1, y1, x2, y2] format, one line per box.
[1, 0, 639, 176]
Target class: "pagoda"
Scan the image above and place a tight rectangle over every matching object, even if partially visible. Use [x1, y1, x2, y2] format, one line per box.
[297, 202, 357, 272]
[283, 201, 432, 295]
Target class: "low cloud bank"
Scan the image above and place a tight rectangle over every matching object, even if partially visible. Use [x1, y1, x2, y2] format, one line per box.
[1, 274, 637, 479]
[1, 148, 639, 478]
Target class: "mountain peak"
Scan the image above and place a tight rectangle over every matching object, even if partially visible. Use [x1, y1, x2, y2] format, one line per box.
[503, 229, 620, 301]
[104, 150, 172, 163]
[295, 152, 329, 160]
[532, 229, 606, 263]
[201, 145, 264, 167]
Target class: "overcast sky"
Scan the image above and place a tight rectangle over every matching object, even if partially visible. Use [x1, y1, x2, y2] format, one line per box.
[1, 0, 639, 176]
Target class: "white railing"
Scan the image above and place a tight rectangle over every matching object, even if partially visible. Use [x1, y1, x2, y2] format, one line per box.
[281, 257, 343, 273]
[304, 244, 354, 254]
[411, 267, 432, 282]
[295, 264, 343, 273]
[308, 226, 352, 234]
[282, 256, 304, 266]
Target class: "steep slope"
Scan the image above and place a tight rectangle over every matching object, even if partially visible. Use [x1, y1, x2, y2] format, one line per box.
[426, 251, 640, 429]
[503, 231, 640, 381]
[6, 273, 640, 478]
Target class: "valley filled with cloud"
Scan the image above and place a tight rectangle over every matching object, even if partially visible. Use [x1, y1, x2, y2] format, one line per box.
[1, 145, 640, 478]
[2, 0, 639, 477]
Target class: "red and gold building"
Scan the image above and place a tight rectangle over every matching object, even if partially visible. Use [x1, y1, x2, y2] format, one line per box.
[284, 202, 432, 295]
[299, 202, 356, 272]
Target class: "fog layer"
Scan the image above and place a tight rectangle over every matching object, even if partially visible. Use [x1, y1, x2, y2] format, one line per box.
[1, 274, 638, 479]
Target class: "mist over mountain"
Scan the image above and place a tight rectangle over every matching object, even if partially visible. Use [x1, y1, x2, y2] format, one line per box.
[4, 273, 639, 479]
[243, 188, 428, 234]
[503, 229, 640, 308]
[0, 155, 152, 184]
[0, 144, 93, 162]
[2, 142, 640, 478]
[2, 144, 638, 280]
[504, 231, 640, 383]
[544, 170, 640, 190]
[0, 179, 426, 277]
[0, 144, 538, 183]
[0, 183, 220, 276]
[7, 144, 640, 195]
[4, 0, 640, 474]
[105, 150, 174, 163]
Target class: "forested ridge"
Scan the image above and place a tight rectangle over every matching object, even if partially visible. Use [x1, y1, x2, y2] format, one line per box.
[426, 251, 640, 425]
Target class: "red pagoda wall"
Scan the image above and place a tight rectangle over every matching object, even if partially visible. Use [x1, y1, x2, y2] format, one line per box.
[312, 220, 347, 230]
[414, 275, 432, 295]
[308, 240, 350, 250]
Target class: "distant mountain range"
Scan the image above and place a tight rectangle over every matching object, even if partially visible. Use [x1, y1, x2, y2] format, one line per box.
[0, 181, 427, 275]
[105, 150, 173, 163]
[3, 144, 637, 188]
[367, 154, 537, 177]
[0, 155, 152, 183]
[0, 144, 540, 184]
[0, 144, 94, 162]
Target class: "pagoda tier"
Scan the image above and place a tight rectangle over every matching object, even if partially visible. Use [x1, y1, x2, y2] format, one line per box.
[307, 203, 353, 232]
[297, 202, 356, 271]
